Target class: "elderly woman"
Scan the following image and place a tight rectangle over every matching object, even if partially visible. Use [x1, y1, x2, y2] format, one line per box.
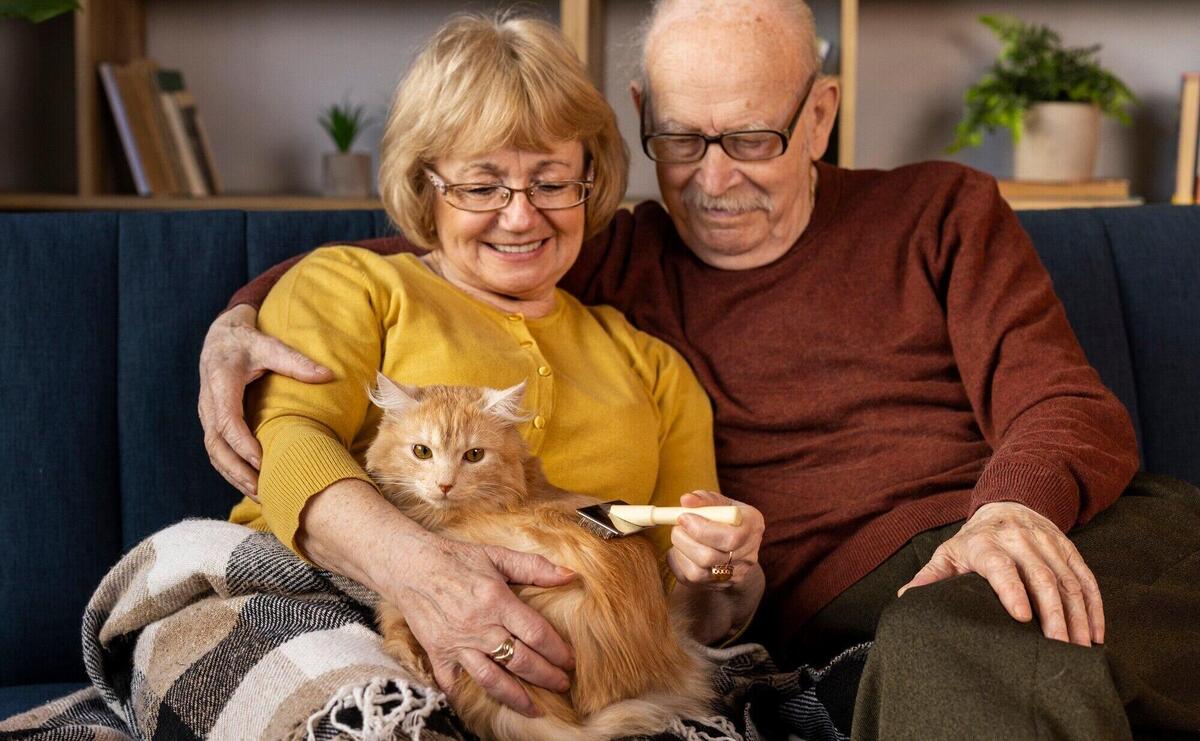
[227, 14, 765, 718]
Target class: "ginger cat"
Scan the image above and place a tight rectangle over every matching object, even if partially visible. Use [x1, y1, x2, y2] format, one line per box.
[363, 374, 713, 741]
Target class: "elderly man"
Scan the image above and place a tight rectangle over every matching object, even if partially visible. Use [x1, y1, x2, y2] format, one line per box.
[199, 1, 1199, 738]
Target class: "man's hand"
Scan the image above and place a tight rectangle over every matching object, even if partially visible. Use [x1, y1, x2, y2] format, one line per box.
[198, 304, 333, 499]
[898, 501, 1104, 647]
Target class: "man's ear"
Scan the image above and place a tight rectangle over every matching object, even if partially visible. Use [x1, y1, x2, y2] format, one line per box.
[805, 77, 841, 162]
[630, 80, 644, 116]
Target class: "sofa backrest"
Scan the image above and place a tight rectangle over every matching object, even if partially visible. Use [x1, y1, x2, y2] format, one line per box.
[0, 210, 391, 689]
[1017, 205, 1200, 486]
[0, 205, 1196, 689]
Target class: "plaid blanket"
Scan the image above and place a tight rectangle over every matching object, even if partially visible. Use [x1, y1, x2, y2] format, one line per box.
[0, 520, 867, 740]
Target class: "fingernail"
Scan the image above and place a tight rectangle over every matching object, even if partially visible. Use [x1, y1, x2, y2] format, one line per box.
[250, 455, 262, 469]
[556, 566, 575, 578]
[524, 704, 542, 718]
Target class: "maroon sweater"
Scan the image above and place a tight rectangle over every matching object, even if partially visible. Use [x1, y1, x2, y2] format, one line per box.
[230, 161, 1138, 654]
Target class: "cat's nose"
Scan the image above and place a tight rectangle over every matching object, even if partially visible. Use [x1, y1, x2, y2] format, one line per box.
[438, 483, 454, 494]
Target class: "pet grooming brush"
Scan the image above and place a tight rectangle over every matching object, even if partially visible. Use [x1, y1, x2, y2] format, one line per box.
[576, 500, 742, 539]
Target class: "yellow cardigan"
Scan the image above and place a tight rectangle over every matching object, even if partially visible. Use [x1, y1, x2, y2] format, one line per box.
[229, 247, 718, 558]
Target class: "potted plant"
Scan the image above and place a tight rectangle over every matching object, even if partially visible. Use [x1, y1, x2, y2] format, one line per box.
[947, 15, 1136, 182]
[318, 99, 372, 197]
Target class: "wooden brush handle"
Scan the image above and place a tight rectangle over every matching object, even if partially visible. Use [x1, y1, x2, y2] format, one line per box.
[608, 505, 742, 527]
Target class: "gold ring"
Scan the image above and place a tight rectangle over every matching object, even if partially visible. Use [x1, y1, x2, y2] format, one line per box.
[710, 551, 734, 582]
[489, 637, 515, 666]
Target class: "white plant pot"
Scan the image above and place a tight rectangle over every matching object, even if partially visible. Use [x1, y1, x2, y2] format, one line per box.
[322, 152, 372, 197]
[1013, 102, 1100, 182]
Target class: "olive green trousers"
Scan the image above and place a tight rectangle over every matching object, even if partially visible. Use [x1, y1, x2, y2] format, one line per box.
[794, 473, 1200, 741]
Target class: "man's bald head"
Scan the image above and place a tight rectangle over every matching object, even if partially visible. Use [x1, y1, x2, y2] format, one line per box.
[640, 0, 821, 95]
[631, 0, 839, 270]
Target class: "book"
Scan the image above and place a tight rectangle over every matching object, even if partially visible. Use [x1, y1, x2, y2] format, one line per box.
[158, 70, 221, 195]
[157, 69, 208, 196]
[98, 62, 150, 195]
[1173, 73, 1200, 205]
[123, 59, 184, 195]
[100, 59, 187, 196]
[136, 60, 190, 196]
[1005, 196, 1144, 211]
[97, 59, 220, 197]
[998, 179, 1130, 200]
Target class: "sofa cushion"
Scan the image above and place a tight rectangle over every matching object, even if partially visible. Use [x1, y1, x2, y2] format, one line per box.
[1098, 205, 1200, 485]
[0, 213, 123, 689]
[1017, 209, 1143, 454]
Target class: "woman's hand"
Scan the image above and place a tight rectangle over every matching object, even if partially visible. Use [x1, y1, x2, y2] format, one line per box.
[300, 480, 576, 717]
[666, 490, 766, 643]
[198, 304, 333, 499]
[391, 536, 578, 716]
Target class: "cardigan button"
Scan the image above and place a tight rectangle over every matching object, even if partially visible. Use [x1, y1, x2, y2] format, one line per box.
[533, 415, 546, 429]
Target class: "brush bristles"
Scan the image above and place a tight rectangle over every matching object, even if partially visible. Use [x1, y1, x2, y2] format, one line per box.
[577, 515, 617, 540]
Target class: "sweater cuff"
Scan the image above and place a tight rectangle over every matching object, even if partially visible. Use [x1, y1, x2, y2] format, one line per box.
[968, 462, 1080, 533]
[259, 429, 375, 557]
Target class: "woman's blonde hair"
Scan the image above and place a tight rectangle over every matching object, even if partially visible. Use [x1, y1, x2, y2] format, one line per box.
[378, 13, 629, 249]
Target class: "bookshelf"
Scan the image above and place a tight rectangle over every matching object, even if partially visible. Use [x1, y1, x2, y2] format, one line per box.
[3, 0, 858, 211]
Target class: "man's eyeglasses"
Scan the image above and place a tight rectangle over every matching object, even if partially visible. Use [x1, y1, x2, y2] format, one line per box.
[425, 170, 594, 213]
[640, 72, 818, 164]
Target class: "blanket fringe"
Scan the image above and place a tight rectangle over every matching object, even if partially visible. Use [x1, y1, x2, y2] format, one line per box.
[305, 677, 447, 741]
[666, 714, 743, 741]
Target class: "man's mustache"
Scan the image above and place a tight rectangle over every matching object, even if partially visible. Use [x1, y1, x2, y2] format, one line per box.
[682, 183, 773, 214]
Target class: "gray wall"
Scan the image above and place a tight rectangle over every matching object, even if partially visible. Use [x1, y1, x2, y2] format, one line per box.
[145, 0, 557, 195]
[858, 0, 1200, 202]
[3, 1, 1197, 201]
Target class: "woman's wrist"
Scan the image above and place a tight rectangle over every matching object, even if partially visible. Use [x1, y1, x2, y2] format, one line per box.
[296, 478, 433, 596]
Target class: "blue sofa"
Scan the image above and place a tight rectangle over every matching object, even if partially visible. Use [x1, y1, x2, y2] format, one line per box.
[1, 205, 1198, 718]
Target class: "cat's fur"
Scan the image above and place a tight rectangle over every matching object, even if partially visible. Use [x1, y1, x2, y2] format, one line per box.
[363, 374, 713, 741]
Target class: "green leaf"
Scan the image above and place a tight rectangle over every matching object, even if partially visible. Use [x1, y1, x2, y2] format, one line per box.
[318, 99, 370, 153]
[0, 0, 79, 22]
[947, 14, 1136, 151]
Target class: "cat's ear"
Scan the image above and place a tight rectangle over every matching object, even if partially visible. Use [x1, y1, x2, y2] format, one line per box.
[479, 382, 529, 426]
[367, 372, 420, 414]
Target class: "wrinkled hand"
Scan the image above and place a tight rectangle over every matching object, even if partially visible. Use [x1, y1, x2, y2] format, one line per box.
[198, 304, 333, 499]
[898, 501, 1104, 647]
[667, 490, 765, 592]
[394, 536, 577, 717]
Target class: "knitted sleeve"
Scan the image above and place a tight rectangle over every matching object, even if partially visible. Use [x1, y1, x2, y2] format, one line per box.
[936, 169, 1139, 532]
[244, 247, 391, 554]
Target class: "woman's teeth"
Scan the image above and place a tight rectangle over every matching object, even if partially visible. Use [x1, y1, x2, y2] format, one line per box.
[488, 240, 544, 254]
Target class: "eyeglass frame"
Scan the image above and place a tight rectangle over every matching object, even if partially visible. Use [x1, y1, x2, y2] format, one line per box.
[423, 167, 595, 213]
[639, 71, 819, 163]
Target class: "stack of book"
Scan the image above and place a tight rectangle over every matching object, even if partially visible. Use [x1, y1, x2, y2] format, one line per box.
[98, 59, 221, 197]
[998, 179, 1142, 211]
[1172, 72, 1200, 205]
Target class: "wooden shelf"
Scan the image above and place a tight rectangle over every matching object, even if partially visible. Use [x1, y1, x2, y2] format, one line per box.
[0, 193, 382, 212]
[4, 0, 858, 207]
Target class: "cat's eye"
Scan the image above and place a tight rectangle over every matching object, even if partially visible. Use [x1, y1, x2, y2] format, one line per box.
[412, 444, 432, 460]
[463, 448, 485, 463]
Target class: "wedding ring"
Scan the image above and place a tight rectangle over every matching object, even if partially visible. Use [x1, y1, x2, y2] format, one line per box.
[489, 637, 516, 666]
[710, 551, 734, 582]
